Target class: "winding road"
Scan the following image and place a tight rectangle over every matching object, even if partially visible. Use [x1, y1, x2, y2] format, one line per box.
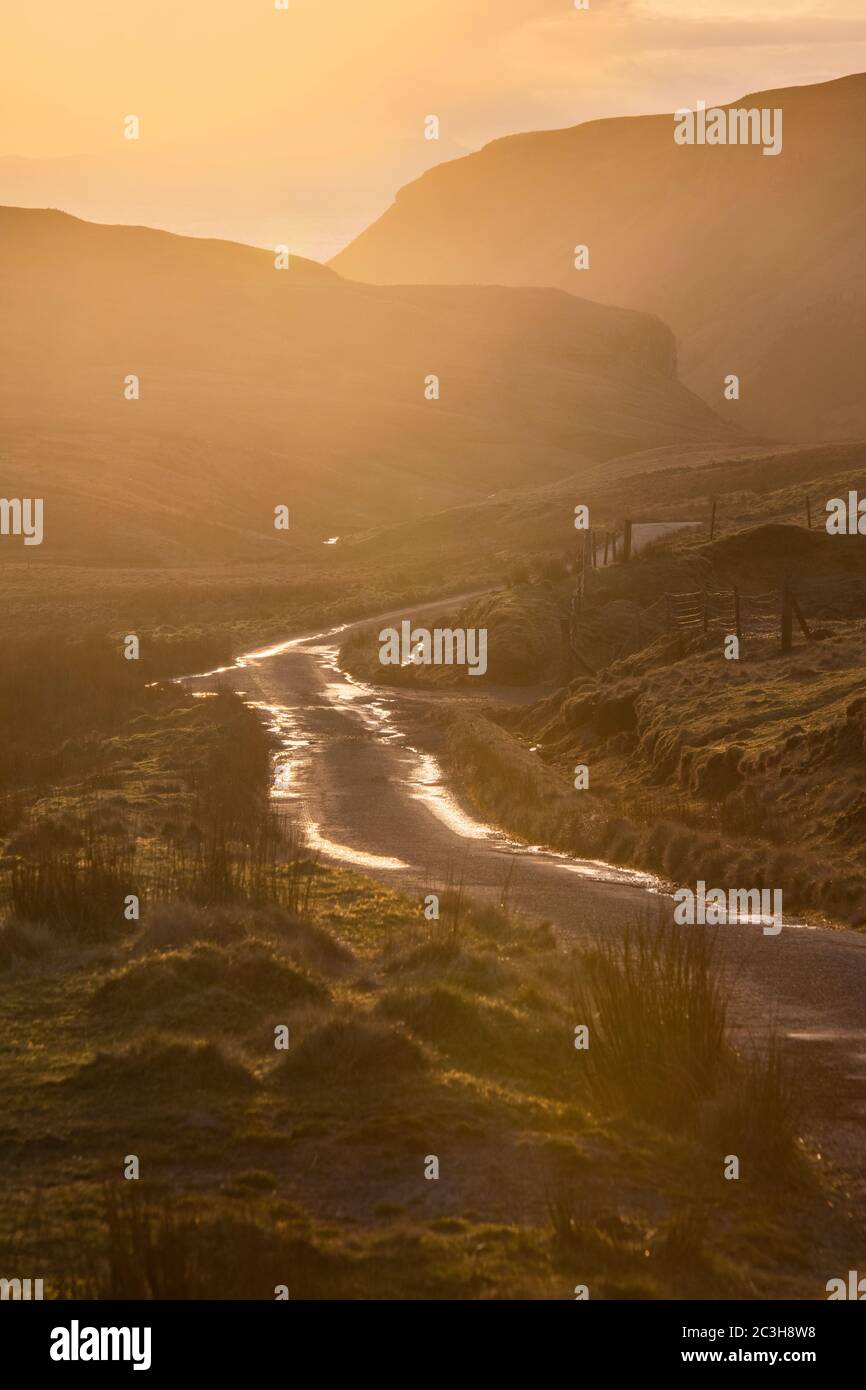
[183, 595, 866, 1202]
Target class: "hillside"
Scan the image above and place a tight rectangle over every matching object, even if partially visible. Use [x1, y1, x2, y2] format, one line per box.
[338, 448, 866, 925]
[332, 73, 866, 443]
[0, 208, 738, 567]
[340, 440, 866, 582]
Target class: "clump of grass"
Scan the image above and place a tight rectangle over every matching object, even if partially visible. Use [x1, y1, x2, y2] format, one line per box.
[66, 1187, 346, 1299]
[151, 808, 316, 913]
[545, 1173, 591, 1246]
[703, 1039, 802, 1180]
[134, 900, 351, 974]
[133, 900, 247, 952]
[65, 1038, 256, 1100]
[378, 984, 497, 1056]
[435, 868, 467, 944]
[385, 937, 513, 995]
[0, 917, 58, 972]
[655, 1204, 710, 1273]
[8, 818, 137, 942]
[93, 939, 329, 1031]
[544, 1174, 661, 1291]
[572, 924, 728, 1125]
[5, 799, 315, 949]
[278, 1016, 426, 1085]
[376, 982, 565, 1092]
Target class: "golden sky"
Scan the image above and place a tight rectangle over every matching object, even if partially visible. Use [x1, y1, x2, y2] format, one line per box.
[2, 0, 865, 258]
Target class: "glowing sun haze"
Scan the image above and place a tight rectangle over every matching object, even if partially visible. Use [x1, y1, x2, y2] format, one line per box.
[2, 0, 865, 259]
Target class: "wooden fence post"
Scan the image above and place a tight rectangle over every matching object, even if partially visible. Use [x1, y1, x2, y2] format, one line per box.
[790, 591, 813, 641]
[781, 584, 793, 654]
[733, 586, 742, 643]
[623, 519, 633, 563]
[806, 495, 812, 530]
[709, 499, 717, 540]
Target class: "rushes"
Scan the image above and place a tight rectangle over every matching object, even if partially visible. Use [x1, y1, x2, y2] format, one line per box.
[704, 1037, 801, 1177]
[571, 921, 801, 1179]
[0, 680, 316, 941]
[151, 809, 315, 914]
[65, 1187, 343, 1300]
[4, 805, 314, 942]
[9, 818, 137, 942]
[573, 923, 729, 1124]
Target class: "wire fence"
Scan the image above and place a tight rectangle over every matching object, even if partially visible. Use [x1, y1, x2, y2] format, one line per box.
[569, 521, 866, 665]
[565, 583, 817, 673]
[665, 587, 781, 639]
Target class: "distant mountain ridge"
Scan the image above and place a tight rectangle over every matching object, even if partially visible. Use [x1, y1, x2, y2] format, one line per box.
[331, 73, 866, 443]
[1, 208, 738, 565]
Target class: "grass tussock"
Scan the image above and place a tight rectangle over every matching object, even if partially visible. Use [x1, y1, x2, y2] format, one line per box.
[573, 925, 728, 1125]
[133, 900, 351, 972]
[65, 1038, 256, 1101]
[702, 1041, 801, 1177]
[93, 939, 329, 1032]
[9, 818, 137, 942]
[570, 922, 804, 1185]
[376, 982, 566, 1092]
[0, 918, 59, 973]
[66, 1188, 345, 1299]
[279, 1017, 427, 1085]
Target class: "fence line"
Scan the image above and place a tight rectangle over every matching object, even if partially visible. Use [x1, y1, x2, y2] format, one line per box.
[565, 583, 813, 671]
[664, 584, 810, 651]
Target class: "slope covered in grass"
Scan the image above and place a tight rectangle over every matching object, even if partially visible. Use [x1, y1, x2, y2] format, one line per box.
[426, 517, 866, 926]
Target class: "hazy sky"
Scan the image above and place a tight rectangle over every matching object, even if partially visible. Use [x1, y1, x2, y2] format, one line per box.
[2, 0, 865, 258]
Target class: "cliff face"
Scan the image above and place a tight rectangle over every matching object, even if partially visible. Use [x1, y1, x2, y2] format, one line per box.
[332, 74, 866, 442]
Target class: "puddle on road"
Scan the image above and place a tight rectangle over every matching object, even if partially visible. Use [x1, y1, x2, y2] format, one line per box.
[405, 751, 501, 841]
[555, 857, 663, 890]
[304, 819, 409, 871]
[788, 1029, 866, 1042]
